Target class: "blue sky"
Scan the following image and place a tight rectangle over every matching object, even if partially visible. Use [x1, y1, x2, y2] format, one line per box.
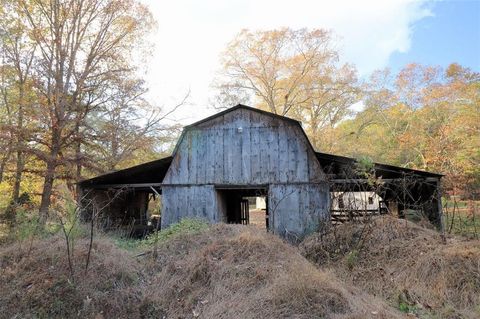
[389, 0, 480, 73]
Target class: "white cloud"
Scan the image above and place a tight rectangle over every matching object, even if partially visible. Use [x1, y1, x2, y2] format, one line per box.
[349, 100, 366, 113]
[140, 0, 433, 124]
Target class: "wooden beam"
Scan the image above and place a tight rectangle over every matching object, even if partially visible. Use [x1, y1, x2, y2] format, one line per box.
[84, 183, 164, 189]
[330, 177, 440, 184]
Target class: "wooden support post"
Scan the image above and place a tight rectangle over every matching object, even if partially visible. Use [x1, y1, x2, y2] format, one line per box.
[435, 180, 446, 243]
[388, 201, 399, 217]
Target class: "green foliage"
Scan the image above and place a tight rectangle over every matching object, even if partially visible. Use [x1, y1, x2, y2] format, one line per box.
[113, 218, 210, 251]
[55, 185, 86, 240]
[13, 208, 60, 241]
[445, 213, 480, 239]
[356, 156, 374, 171]
[355, 156, 375, 178]
[0, 182, 13, 211]
[113, 236, 143, 251]
[444, 199, 468, 209]
[1, 185, 86, 244]
[346, 249, 359, 270]
[397, 291, 418, 314]
[144, 218, 209, 245]
[404, 209, 426, 223]
[398, 301, 417, 314]
[14, 208, 43, 241]
[444, 199, 480, 239]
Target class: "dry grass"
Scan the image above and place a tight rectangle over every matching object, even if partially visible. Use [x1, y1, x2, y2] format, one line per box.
[0, 222, 8, 244]
[300, 215, 480, 318]
[0, 223, 402, 319]
[0, 233, 145, 318]
[144, 225, 401, 319]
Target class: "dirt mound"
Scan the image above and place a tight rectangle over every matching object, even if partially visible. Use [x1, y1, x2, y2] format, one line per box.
[0, 223, 402, 319]
[300, 216, 480, 318]
[144, 224, 401, 319]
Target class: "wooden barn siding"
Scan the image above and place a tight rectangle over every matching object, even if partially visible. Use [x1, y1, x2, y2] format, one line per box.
[163, 109, 324, 185]
[269, 183, 330, 239]
[161, 185, 218, 228]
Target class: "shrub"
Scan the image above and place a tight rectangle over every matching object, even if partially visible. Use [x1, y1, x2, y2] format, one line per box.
[8, 208, 61, 242]
[346, 249, 359, 270]
[113, 218, 210, 251]
[144, 218, 209, 245]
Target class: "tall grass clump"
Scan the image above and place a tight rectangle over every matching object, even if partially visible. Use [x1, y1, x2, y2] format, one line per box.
[145, 218, 209, 244]
[112, 218, 210, 252]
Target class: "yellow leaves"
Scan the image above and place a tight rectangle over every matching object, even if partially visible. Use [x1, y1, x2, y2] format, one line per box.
[332, 63, 479, 191]
[218, 28, 346, 116]
[216, 28, 359, 149]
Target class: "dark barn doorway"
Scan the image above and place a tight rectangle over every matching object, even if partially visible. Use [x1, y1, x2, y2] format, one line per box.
[216, 186, 269, 230]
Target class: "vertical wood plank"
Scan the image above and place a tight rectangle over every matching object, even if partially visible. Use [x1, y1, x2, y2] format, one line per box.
[286, 125, 297, 182]
[296, 132, 309, 182]
[178, 134, 189, 183]
[250, 127, 261, 183]
[278, 125, 289, 183]
[268, 127, 279, 182]
[196, 130, 207, 183]
[241, 127, 251, 183]
[204, 129, 215, 183]
[214, 127, 224, 183]
[259, 127, 269, 182]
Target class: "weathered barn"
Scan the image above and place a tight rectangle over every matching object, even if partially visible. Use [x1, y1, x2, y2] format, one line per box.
[79, 105, 443, 240]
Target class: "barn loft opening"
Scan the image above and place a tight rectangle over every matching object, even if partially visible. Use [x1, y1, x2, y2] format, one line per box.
[216, 186, 269, 230]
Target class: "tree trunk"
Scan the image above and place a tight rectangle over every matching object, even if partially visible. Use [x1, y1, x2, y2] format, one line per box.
[12, 85, 25, 203]
[309, 112, 320, 150]
[74, 128, 82, 183]
[74, 136, 83, 201]
[12, 151, 25, 202]
[39, 158, 57, 220]
[0, 146, 12, 183]
[39, 131, 60, 220]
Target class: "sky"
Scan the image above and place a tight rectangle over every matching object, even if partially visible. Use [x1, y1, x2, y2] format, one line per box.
[140, 0, 480, 125]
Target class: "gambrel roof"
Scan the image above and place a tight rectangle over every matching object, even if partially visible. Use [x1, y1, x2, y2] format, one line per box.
[186, 104, 301, 128]
[170, 104, 315, 157]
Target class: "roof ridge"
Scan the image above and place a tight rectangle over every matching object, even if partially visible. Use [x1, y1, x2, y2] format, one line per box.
[185, 104, 301, 128]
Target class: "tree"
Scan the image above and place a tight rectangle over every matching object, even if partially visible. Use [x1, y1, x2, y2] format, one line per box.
[0, 1, 36, 202]
[213, 28, 359, 149]
[294, 63, 359, 150]
[0, 55, 15, 184]
[330, 63, 480, 197]
[88, 77, 186, 171]
[12, 0, 154, 219]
